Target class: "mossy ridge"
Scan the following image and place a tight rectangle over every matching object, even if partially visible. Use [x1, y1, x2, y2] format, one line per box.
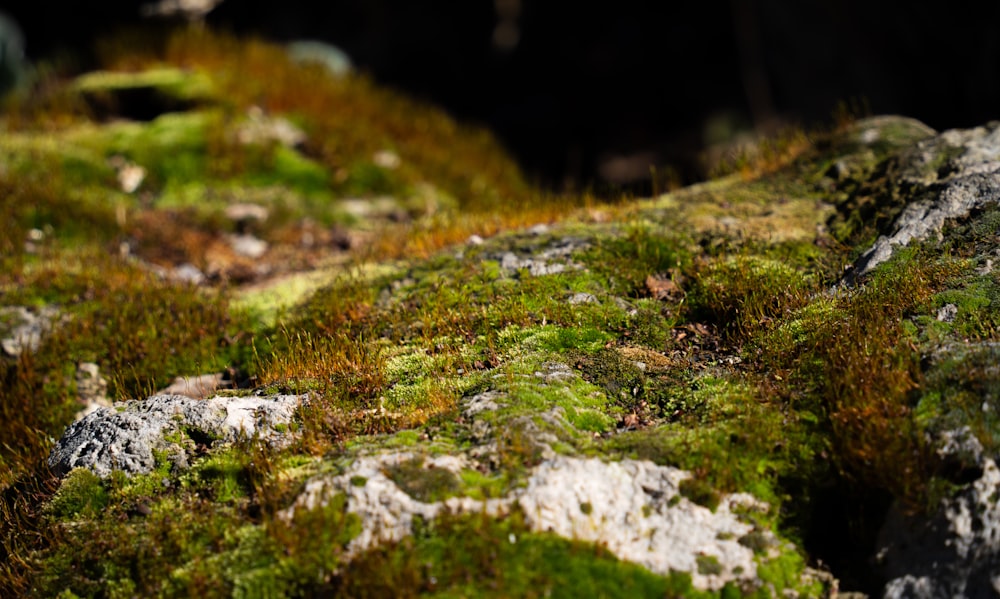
[32, 437, 359, 598]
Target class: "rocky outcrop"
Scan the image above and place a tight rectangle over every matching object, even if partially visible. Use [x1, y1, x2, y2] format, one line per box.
[847, 121, 1000, 283]
[877, 429, 1000, 598]
[48, 394, 304, 478]
[283, 451, 775, 592]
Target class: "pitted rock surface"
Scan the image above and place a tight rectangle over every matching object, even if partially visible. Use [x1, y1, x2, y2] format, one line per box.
[49, 394, 303, 477]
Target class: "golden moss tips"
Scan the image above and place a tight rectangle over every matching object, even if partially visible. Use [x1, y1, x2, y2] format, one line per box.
[690, 256, 814, 343]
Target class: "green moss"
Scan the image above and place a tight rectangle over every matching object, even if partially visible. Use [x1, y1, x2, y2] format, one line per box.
[680, 478, 722, 512]
[755, 547, 821, 597]
[689, 255, 813, 342]
[458, 469, 509, 500]
[586, 224, 693, 299]
[569, 348, 644, 413]
[385, 457, 462, 503]
[46, 469, 110, 520]
[737, 531, 772, 554]
[696, 553, 724, 576]
[337, 511, 709, 598]
[73, 68, 216, 102]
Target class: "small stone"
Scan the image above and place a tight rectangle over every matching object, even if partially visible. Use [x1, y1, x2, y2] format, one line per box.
[568, 292, 598, 305]
[157, 373, 228, 399]
[937, 303, 958, 322]
[228, 234, 269, 259]
[117, 163, 146, 193]
[224, 203, 269, 224]
[171, 263, 206, 285]
[373, 150, 400, 169]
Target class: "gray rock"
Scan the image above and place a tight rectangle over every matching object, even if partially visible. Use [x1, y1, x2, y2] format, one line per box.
[0, 11, 26, 95]
[228, 233, 269, 259]
[234, 107, 306, 147]
[847, 122, 1000, 283]
[568, 292, 598, 305]
[287, 40, 353, 78]
[224, 203, 269, 224]
[462, 390, 505, 418]
[171, 263, 206, 285]
[937, 303, 959, 323]
[49, 394, 304, 478]
[485, 236, 589, 278]
[877, 428, 1000, 598]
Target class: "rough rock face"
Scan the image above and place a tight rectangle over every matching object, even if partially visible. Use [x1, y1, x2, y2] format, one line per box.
[848, 121, 1000, 282]
[847, 121, 1000, 596]
[878, 429, 1000, 598]
[49, 394, 304, 477]
[282, 452, 772, 592]
[519, 457, 770, 590]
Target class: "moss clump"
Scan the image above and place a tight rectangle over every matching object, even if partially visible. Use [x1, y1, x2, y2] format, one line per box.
[570, 347, 645, 412]
[680, 477, 722, 512]
[46, 469, 109, 520]
[385, 457, 462, 503]
[696, 553, 724, 576]
[689, 256, 813, 343]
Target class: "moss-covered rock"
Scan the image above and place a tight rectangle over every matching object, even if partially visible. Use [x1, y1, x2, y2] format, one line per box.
[8, 28, 1000, 599]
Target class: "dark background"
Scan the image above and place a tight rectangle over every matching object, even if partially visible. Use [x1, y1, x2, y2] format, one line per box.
[5, 1, 1000, 193]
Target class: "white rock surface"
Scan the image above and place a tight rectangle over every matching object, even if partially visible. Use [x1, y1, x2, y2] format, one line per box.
[283, 453, 771, 591]
[519, 457, 764, 590]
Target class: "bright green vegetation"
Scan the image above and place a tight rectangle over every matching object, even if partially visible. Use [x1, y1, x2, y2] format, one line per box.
[2, 25, 999, 599]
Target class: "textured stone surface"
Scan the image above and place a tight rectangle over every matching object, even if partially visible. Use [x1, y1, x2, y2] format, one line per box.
[483, 236, 589, 277]
[878, 429, 1000, 598]
[848, 122, 1000, 282]
[283, 453, 771, 591]
[49, 394, 303, 477]
[519, 456, 768, 590]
